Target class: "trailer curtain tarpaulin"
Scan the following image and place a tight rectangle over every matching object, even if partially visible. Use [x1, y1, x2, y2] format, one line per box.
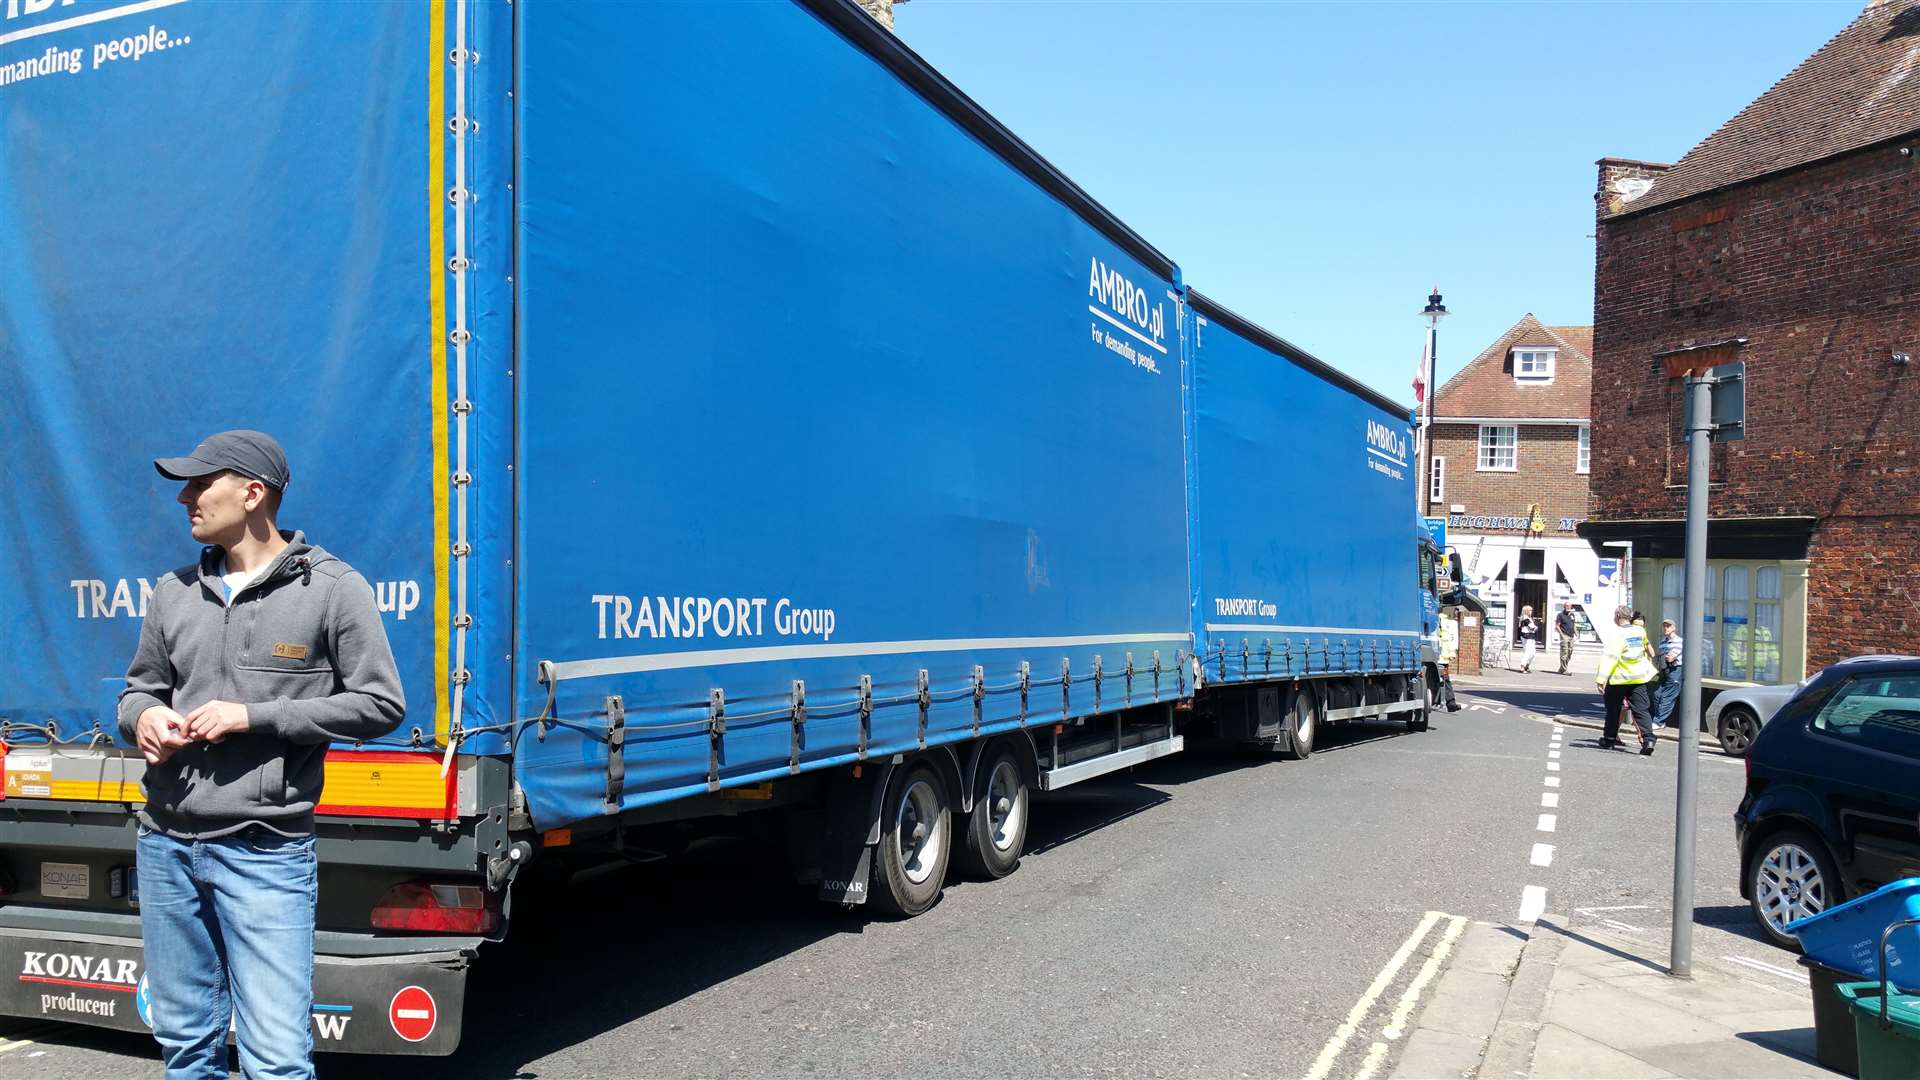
[0, 0, 448, 747]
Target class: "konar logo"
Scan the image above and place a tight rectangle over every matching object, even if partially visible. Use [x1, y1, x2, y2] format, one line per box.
[21, 950, 139, 988]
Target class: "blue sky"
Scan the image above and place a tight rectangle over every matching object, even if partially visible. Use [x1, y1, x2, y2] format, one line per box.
[897, 0, 1862, 401]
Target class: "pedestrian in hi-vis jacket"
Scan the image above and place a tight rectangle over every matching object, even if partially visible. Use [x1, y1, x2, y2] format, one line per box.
[1595, 605, 1658, 756]
[118, 430, 404, 1080]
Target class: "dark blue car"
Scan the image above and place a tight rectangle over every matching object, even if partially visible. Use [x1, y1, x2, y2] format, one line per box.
[1736, 655, 1920, 949]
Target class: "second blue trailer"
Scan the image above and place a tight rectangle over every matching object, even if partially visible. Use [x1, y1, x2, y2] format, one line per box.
[1179, 291, 1438, 758]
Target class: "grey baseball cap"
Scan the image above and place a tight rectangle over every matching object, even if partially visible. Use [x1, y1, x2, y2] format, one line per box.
[154, 430, 291, 490]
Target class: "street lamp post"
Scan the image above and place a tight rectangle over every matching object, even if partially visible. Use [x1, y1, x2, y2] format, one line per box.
[1418, 289, 1448, 514]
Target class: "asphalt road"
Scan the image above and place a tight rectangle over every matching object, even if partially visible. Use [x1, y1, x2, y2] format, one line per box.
[0, 681, 1778, 1078]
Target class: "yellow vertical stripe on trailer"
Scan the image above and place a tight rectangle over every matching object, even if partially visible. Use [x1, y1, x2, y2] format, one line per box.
[427, 0, 452, 743]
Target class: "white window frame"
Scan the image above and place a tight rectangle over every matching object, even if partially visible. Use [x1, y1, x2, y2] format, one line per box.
[1512, 349, 1559, 382]
[1513, 348, 1556, 382]
[1577, 425, 1591, 474]
[1478, 424, 1517, 472]
[1429, 455, 1446, 502]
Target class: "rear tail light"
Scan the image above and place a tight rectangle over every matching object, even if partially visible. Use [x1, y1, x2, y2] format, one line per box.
[371, 881, 499, 934]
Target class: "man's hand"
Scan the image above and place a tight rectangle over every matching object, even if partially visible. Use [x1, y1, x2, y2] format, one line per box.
[183, 700, 251, 744]
[135, 705, 194, 765]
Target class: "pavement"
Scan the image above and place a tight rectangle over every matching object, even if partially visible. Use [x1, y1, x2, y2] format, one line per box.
[1392, 914, 1834, 1080]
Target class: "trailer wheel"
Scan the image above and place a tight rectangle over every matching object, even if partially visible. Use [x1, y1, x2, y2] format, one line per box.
[1279, 687, 1316, 760]
[1409, 675, 1433, 732]
[869, 763, 952, 918]
[957, 748, 1029, 880]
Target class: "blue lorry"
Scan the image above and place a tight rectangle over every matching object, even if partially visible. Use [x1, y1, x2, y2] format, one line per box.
[0, 0, 1445, 1054]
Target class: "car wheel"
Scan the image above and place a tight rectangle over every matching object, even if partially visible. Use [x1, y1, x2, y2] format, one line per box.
[1747, 828, 1842, 951]
[1718, 705, 1761, 757]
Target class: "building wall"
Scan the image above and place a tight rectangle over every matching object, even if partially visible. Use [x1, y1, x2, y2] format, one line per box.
[1591, 142, 1920, 673]
[1426, 422, 1590, 536]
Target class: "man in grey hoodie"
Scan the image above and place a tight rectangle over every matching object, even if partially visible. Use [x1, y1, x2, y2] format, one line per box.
[118, 430, 403, 1080]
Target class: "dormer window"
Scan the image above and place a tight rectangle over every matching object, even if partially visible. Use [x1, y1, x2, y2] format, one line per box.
[1513, 347, 1556, 382]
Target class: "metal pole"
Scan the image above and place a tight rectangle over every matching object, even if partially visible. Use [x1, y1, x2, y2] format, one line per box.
[1671, 372, 1712, 978]
[1421, 315, 1437, 513]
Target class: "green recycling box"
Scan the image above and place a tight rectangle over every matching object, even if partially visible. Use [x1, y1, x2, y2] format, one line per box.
[1836, 982, 1920, 1080]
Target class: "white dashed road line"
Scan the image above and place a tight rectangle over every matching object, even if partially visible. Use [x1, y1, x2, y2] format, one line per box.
[1537, 814, 1557, 832]
[1519, 885, 1548, 923]
[1541, 792, 1559, 808]
[1530, 843, 1555, 867]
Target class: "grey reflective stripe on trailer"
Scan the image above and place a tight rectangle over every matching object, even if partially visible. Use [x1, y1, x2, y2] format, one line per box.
[1325, 699, 1424, 722]
[545, 633, 1193, 682]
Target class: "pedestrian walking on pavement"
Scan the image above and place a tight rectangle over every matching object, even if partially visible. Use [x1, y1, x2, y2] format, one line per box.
[1437, 609, 1463, 712]
[1596, 605, 1657, 755]
[119, 430, 405, 1080]
[1651, 620, 1684, 728]
[1554, 606, 1577, 675]
[1516, 606, 1540, 673]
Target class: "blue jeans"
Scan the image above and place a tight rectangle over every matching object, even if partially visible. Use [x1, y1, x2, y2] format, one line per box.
[1652, 669, 1682, 727]
[137, 827, 317, 1080]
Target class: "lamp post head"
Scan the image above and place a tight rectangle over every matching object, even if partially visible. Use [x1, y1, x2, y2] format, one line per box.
[1421, 288, 1448, 320]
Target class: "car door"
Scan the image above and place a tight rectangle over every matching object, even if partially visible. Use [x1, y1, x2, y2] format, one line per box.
[1805, 667, 1920, 891]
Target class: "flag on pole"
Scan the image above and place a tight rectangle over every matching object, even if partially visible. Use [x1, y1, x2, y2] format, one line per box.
[1413, 337, 1429, 404]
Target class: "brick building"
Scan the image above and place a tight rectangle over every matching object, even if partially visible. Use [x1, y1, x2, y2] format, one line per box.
[1423, 315, 1625, 670]
[1583, 0, 1920, 685]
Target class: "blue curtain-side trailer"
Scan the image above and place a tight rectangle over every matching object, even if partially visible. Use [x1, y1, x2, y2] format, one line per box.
[1180, 291, 1439, 756]
[0, 0, 1436, 1055]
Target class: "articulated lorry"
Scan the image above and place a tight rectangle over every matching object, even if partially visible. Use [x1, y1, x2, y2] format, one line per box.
[0, 0, 1447, 1054]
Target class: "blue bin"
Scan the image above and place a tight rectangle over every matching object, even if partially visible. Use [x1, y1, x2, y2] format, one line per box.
[1788, 878, 1920, 986]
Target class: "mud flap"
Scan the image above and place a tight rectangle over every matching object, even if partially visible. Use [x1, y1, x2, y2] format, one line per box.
[812, 769, 885, 906]
[0, 930, 470, 1056]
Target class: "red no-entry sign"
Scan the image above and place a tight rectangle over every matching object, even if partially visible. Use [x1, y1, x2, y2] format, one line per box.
[388, 985, 437, 1043]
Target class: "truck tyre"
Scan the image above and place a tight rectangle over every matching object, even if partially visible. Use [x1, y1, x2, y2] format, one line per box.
[1279, 687, 1315, 760]
[1409, 676, 1432, 732]
[957, 748, 1029, 880]
[869, 762, 952, 918]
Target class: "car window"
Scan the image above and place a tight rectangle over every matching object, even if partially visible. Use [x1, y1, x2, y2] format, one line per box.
[1811, 674, 1920, 760]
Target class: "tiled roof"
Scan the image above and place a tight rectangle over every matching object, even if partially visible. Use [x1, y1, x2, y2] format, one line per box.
[1432, 314, 1592, 421]
[1546, 325, 1593, 357]
[1617, 2, 1920, 215]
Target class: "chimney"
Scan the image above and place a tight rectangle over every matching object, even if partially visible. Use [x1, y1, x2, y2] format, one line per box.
[857, 0, 898, 31]
[1595, 157, 1672, 218]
